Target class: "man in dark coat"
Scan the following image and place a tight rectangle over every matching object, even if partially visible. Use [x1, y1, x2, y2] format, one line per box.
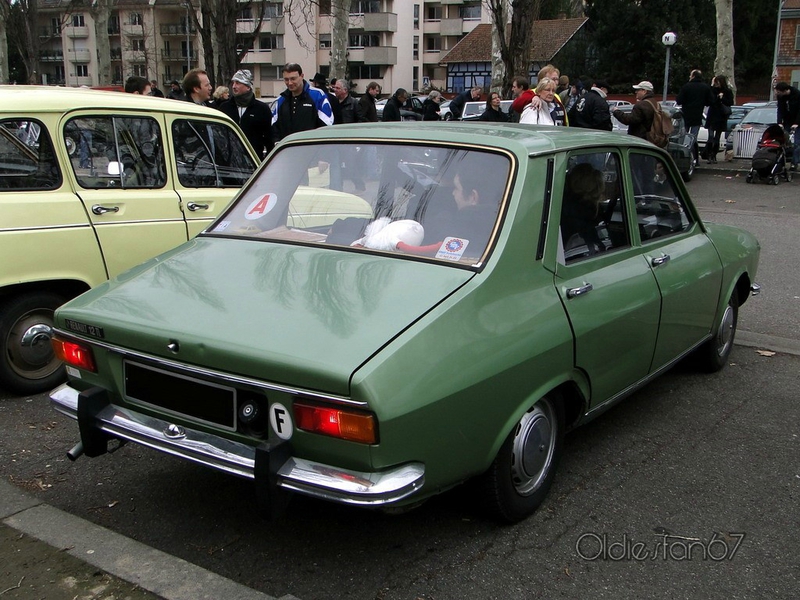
[382, 88, 408, 122]
[569, 81, 613, 131]
[676, 69, 712, 165]
[448, 86, 482, 120]
[332, 79, 361, 124]
[613, 81, 657, 140]
[218, 69, 274, 159]
[358, 82, 381, 122]
[775, 81, 800, 169]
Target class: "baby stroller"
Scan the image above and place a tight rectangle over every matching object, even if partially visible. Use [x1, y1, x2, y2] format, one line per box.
[746, 125, 792, 184]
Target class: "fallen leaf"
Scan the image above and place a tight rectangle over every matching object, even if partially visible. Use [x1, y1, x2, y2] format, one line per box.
[725, 199, 736, 203]
[108, 500, 119, 508]
[756, 350, 776, 357]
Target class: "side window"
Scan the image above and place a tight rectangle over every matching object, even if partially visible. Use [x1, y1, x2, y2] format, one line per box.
[172, 119, 257, 188]
[65, 116, 166, 189]
[630, 153, 693, 242]
[560, 152, 630, 263]
[0, 119, 61, 190]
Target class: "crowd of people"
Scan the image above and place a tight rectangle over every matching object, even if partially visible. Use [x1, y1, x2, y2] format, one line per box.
[122, 61, 795, 167]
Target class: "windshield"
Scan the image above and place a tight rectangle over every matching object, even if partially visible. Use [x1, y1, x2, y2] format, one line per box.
[208, 142, 512, 266]
[742, 108, 778, 125]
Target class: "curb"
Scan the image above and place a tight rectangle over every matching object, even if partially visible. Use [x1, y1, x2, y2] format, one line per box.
[0, 479, 299, 600]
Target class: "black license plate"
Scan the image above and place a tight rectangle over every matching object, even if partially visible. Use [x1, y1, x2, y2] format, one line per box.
[124, 361, 236, 430]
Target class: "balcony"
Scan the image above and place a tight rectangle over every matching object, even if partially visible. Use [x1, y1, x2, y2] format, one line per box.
[110, 48, 122, 60]
[236, 18, 285, 35]
[422, 20, 441, 34]
[440, 18, 466, 36]
[39, 50, 65, 62]
[73, 75, 93, 86]
[422, 50, 442, 64]
[39, 26, 62, 38]
[347, 46, 397, 66]
[122, 23, 144, 36]
[108, 24, 121, 35]
[440, 0, 463, 4]
[65, 25, 89, 38]
[67, 48, 91, 63]
[364, 12, 398, 32]
[160, 23, 196, 36]
[240, 48, 285, 65]
[161, 49, 196, 62]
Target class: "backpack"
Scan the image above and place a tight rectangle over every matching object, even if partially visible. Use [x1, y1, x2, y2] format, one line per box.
[646, 99, 674, 148]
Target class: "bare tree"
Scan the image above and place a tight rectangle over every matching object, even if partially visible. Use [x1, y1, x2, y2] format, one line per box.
[0, 0, 10, 83]
[714, 0, 736, 98]
[83, 0, 111, 85]
[485, 0, 543, 97]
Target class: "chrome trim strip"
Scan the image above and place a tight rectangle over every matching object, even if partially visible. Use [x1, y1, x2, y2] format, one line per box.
[50, 384, 424, 506]
[583, 335, 710, 421]
[52, 328, 365, 408]
[0, 223, 92, 233]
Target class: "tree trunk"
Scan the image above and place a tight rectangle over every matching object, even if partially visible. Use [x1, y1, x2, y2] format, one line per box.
[89, 0, 111, 86]
[0, 0, 10, 84]
[487, 0, 542, 96]
[329, 0, 350, 82]
[488, 0, 508, 94]
[714, 0, 736, 99]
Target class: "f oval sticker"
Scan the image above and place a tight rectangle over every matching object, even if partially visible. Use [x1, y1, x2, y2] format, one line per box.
[269, 403, 293, 440]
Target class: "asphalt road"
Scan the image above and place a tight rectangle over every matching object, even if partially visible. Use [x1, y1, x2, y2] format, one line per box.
[1, 165, 799, 600]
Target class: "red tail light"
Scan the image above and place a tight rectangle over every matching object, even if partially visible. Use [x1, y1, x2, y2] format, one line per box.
[52, 336, 97, 372]
[293, 402, 377, 444]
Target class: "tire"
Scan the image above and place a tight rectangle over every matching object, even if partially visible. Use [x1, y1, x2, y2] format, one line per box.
[479, 395, 564, 523]
[745, 174, 753, 183]
[771, 174, 780, 185]
[695, 289, 739, 373]
[0, 292, 67, 396]
[681, 158, 694, 182]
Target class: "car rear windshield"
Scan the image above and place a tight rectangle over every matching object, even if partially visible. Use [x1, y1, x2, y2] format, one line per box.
[208, 142, 513, 266]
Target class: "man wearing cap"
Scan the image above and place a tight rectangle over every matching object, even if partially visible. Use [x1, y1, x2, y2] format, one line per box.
[612, 81, 657, 140]
[568, 80, 613, 131]
[310, 72, 342, 125]
[218, 69, 273, 159]
[272, 64, 334, 141]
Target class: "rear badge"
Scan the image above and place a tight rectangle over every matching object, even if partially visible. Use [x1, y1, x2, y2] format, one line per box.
[269, 403, 293, 440]
[64, 319, 105, 339]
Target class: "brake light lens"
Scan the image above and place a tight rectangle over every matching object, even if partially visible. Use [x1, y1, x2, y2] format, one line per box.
[52, 336, 97, 372]
[293, 402, 377, 444]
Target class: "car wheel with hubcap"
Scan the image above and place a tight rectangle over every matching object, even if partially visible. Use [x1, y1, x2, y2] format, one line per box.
[0, 292, 67, 395]
[479, 395, 564, 523]
[695, 288, 739, 373]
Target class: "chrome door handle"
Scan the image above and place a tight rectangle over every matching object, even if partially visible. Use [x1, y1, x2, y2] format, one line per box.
[92, 204, 119, 215]
[566, 283, 593, 299]
[651, 254, 671, 267]
[187, 202, 209, 211]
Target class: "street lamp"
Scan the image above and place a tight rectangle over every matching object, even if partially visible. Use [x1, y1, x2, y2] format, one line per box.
[183, 2, 191, 73]
[662, 31, 677, 102]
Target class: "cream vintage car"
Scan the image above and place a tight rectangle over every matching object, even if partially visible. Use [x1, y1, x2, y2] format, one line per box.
[0, 86, 370, 395]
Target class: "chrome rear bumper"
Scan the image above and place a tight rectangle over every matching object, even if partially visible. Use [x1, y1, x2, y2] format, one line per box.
[50, 384, 424, 506]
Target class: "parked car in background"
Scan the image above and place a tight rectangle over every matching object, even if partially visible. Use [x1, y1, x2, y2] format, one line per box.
[459, 100, 513, 121]
[374, 96, 424, 121]
[729, 104, 780, 158]
[51, 122, 759, 523]
[607, 100, 632, 109]
[0, 86, 260, 395]
[440, 100, 453, 121]
[611, 105, 696, 181]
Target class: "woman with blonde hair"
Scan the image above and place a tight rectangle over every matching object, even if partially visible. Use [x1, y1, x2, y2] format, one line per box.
[210, 85, 230, 108]
[422, 90, 443, 121]
[520, 78, 567, 126]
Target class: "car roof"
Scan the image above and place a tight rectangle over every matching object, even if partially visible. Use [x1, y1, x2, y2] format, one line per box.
[278, 121, 657, 156]
[0, 85, 230, 118]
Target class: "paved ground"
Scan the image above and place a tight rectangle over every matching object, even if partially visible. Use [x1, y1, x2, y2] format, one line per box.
[0, 158, 785, 600]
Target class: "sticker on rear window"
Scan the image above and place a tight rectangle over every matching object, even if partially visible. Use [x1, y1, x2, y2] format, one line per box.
[245, 193, 278, 220]
[436, 237, 468, 261]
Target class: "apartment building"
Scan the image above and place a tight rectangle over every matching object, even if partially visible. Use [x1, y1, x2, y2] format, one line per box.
[33, 0, 494, 97]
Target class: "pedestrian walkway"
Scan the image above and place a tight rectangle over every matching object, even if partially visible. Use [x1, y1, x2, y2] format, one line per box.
[0, 479, 298, 600]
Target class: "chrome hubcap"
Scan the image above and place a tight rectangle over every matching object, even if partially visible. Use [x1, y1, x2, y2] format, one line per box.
[510, 401, 556, 496]
[8, 310, 59, 379]
[716, 304, 735, 357]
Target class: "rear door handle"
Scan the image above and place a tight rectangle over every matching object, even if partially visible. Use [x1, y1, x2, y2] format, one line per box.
[566, 282, 593, 299]
[187, 202, 209, 211]
[651, 254, 671, 267]
[92, 204, 119, 215]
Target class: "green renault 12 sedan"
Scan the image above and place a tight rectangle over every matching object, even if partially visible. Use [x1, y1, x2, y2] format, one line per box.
[50, 123, 760, 522]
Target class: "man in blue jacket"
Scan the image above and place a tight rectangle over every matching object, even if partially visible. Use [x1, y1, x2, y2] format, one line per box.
[271, 63, 333, 141]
